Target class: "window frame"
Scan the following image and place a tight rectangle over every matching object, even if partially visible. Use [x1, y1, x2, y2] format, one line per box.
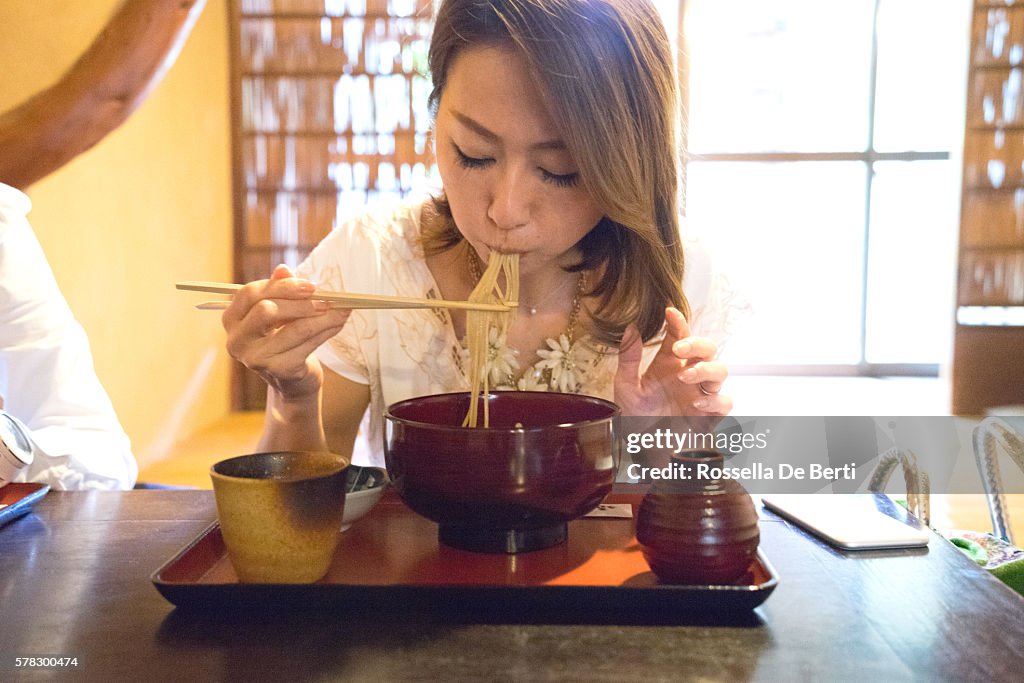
[680, 0, 955, 376]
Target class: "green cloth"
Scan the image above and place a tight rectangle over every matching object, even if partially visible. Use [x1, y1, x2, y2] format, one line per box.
[943, 530, 1024, 596]
[991, 558, 1024, 596]
[950, 537, 989, 566]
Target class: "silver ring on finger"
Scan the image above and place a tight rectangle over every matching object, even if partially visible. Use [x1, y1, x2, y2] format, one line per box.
[698, 382, 714, 396]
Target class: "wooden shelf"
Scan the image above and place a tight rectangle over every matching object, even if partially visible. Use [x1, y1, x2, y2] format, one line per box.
[974, 2, 1024, 9]
[963, 185, 1024, 194]
[961, 242, 1024, 253]
[242, 129, 423, 137]
[240, 13, 427, 20]
[245, 186, 378, 194]
[242, 70, 422, 78]
[954, 4, 1024, 413]
[969, 62, 1024, 70]
[965, 181, 1024, 191]
[968, 124, 1024, 131]
[240, 243, 320, 252]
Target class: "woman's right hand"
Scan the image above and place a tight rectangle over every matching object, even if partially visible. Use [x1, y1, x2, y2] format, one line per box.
[223, 264, 351, 402]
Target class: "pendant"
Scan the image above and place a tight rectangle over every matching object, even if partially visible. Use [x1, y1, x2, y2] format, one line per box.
[529, 307, 537, 316]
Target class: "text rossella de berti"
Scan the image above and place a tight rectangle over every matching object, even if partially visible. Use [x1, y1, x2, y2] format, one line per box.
[623, 428, 857, 481]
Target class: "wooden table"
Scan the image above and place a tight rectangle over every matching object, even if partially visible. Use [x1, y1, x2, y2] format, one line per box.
[1, 491, 1022, 681]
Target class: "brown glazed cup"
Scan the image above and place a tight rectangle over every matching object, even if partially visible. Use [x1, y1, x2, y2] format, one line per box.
[636, 451, 760, 584]
[210, 451, 349, 583]
[384, 391, 619, 554]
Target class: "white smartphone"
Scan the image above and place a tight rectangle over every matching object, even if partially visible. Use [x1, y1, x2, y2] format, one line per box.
[761, 494, 930, 550]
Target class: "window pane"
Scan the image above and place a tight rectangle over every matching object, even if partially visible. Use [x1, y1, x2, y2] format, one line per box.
[685, 0, 874, 153]
[874, 0, 970, 152]
[685, 162, 867, 364]
[866, 161, 960, 364]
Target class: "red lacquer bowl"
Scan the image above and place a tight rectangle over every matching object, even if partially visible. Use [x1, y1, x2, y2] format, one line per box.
[384, 391, 620, 554]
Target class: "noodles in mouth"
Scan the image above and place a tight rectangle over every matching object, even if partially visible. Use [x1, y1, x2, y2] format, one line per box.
[463, 252, 519, 428]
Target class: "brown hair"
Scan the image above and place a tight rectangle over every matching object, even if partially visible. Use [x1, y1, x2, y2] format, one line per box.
[425, 0, 687, 345]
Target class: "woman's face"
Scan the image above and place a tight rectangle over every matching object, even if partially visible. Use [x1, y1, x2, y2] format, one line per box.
[434, 45, 604, 274]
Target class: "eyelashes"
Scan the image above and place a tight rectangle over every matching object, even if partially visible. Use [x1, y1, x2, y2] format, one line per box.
[540, 169, 580, 188]
[454, 145, 493, 170]
[453, 144, 580, 188]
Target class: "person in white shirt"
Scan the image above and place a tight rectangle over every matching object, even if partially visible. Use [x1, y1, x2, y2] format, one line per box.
[0, 182, 136, 490]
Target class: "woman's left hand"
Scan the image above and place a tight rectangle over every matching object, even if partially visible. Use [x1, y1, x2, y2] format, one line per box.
[613, 307, 732, 416]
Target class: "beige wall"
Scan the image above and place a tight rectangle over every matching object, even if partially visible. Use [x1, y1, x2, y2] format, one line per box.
[0, 0, 234, 467]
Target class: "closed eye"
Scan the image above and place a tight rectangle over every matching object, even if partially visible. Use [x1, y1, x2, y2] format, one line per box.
[453, 144, 494, 169]
[541, 169, 579, 188]
[454, 142, 580, 188]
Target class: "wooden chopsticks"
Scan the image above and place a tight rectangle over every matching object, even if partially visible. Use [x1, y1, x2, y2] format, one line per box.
[176, 281, 515, 313]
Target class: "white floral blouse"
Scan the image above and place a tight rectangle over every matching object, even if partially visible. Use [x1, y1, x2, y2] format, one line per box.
[296, 199, 746, 468]
[459, 328, 610, 395]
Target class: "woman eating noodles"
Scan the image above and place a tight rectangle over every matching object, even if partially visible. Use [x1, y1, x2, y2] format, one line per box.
[222, 0, 733, 468]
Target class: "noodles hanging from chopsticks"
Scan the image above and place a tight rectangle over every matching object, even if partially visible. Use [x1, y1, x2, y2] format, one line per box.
[463, 252, 519, 428]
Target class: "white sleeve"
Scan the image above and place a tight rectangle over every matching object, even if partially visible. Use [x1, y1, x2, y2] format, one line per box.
[682, 232, 752, 356]
[295, 213, 380, 386]
[0, 184, 136, 490]
[637, 234, 751, 372]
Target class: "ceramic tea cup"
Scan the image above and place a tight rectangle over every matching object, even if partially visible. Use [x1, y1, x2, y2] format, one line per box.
[210, 451, 349, 583]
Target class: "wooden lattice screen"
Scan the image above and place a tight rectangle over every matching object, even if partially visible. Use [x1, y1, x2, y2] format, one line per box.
[230, 0, 436, 408]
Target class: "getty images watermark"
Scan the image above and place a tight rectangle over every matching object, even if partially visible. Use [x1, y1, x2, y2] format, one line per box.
[623, 424, 856, 482]
[615, 416, 1024, 494]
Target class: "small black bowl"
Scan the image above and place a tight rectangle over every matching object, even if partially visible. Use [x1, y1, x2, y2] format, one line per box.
[341, 465, 388, 531]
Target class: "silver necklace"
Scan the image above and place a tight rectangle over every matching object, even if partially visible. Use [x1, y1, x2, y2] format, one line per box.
[466, 249, 588, 388]
[467, 250, 581, 317]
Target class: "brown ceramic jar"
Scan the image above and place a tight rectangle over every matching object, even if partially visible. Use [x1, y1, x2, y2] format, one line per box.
[636, 450, 760, 584]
